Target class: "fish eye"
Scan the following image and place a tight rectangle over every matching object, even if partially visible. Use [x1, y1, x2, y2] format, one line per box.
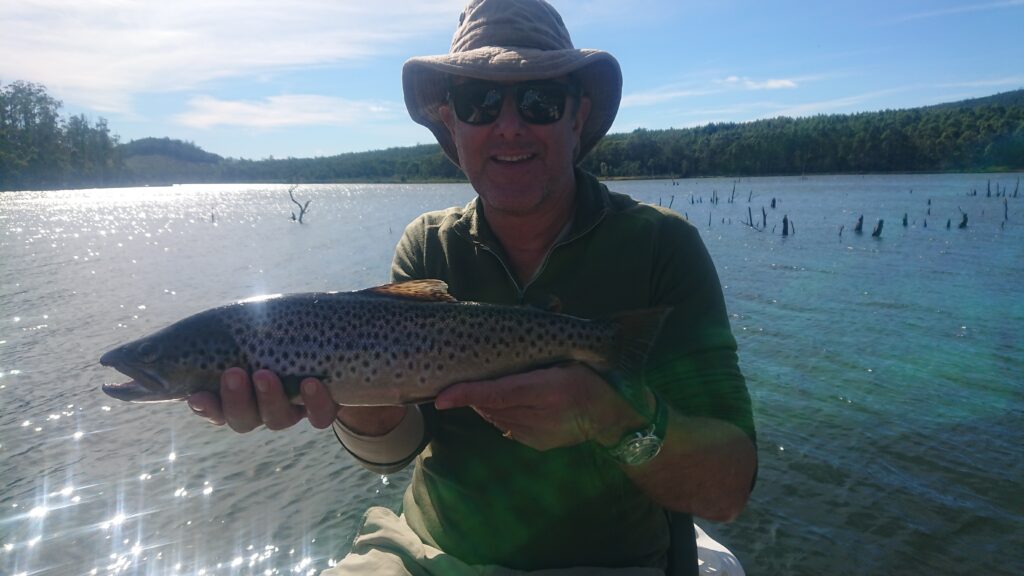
[137, 341, 161, 364]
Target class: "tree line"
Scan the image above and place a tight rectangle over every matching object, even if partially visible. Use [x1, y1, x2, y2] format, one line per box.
[582, 90, 1024, 178]
[1, 80, 1021, 191]
[1, 81, 121, 190]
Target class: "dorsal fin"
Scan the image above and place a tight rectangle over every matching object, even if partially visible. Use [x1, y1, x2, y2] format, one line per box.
[359, 280, 458, 303]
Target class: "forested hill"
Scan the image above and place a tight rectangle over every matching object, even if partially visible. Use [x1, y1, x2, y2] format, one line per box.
[924, 89, 1024, 110]
[1, 79, 1021, 191]
[580, 89, 1024, 178]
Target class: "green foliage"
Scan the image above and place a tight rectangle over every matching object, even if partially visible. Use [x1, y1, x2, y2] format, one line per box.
[1, 81, 1021, 191]
[121, 137, 222, 164]
[581, 90, 1024, 178]
[212, 144, 464, 184]
[1, 80, 121, 190]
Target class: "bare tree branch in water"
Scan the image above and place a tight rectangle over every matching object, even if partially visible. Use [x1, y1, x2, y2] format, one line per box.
[289, 185, 312, 224]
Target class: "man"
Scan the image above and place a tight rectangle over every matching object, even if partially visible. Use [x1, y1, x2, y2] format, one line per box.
[187, 0, 756, 573]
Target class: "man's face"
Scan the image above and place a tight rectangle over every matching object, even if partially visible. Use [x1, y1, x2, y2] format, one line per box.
[440, 77, 591, 218]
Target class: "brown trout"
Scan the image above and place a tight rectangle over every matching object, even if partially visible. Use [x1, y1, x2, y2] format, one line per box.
[100, 280, 669, 404]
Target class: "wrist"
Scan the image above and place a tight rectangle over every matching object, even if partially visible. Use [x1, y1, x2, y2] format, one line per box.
[333, 405, 433, 474]
[337, 405, 408, 436]
[591, 386, 656, 448]
[601, 392, 669, 466]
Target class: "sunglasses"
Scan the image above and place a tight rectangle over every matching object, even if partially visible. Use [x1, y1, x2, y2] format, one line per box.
[447, 80, 582, 126]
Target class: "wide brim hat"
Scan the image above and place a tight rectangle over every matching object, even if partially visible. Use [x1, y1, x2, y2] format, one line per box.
[403, 0, 622, 166]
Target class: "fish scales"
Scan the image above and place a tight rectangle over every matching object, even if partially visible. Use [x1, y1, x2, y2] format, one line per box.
[220, 295, 617, 404]
[99, 280, 669, 405]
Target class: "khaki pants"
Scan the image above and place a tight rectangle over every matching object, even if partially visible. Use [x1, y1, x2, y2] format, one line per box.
[322, 506, 664, 576]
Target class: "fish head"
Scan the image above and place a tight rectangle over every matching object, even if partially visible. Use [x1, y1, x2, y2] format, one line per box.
[100, 309, 243, 402]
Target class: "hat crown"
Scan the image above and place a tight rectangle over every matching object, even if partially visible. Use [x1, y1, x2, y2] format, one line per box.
[452, 0, 573, 54]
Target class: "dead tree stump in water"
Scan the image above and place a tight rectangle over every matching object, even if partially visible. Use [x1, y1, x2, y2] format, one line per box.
[854, 214, 864, 234]
[872, 219, 884, 238]
[289, 185, 312, 224]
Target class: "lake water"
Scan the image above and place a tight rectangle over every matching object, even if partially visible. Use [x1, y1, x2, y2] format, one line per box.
[1, 173, 1021, 575]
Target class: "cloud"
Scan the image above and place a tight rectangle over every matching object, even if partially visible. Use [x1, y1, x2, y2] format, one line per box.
[719, 76, 798, 90]
[0, 0, 462, 112]
[175, 94, 396, 129]
[621, 87, 719, 108]
[771, 88, 909, 117]
[937, 77, 1024, 89]
[889, 0, 1024, 23]
[623, 74, 800, 108]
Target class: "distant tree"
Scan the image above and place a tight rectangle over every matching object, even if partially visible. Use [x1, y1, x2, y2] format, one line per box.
[0, 80, 122, 190]
[1, 80, 65, 188]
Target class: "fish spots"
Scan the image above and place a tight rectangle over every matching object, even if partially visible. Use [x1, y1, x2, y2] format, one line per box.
[123, 290, 624, 405]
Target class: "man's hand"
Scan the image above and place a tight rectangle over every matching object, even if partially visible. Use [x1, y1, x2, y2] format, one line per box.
[434, 363, 648, 451]
[186, 368, 339, 432]
[187, 368, 408, 435]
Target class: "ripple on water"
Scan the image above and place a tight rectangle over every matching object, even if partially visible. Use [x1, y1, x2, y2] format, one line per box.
[2, 177, 1023, 575]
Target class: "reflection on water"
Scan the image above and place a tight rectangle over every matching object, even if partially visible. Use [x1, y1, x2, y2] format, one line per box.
[1, 388, 406, 575]
[1, 177, 1022, 574]
[1, 183, 441, 575]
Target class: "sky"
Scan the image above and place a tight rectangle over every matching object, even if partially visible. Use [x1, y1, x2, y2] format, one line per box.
[2, 0, 1022, 160]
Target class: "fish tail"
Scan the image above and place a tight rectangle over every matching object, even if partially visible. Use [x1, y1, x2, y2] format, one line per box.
[605, 307, 672, 419]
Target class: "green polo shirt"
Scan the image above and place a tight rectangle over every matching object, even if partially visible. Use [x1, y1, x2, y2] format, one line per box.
[389, 169, 755, 570]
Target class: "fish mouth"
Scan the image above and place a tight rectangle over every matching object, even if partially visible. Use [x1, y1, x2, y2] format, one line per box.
[100, 349, 181, 402]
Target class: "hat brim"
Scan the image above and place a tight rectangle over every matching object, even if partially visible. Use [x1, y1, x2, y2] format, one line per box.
[403, 46, 622, 167]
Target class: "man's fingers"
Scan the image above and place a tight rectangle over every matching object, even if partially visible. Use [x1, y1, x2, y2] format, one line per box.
[301, 378, 338, 429]
[220, 368, 263, 433]
[187, 391, 225, 426]
[253, 370, 304, 431]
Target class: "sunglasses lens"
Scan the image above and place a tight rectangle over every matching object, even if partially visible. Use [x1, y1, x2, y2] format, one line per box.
[516, 83, 569, 125]
[450, 83, 503, 125]
[449, 81, 575, 126]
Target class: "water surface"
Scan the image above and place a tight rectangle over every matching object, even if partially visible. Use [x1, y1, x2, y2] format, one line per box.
[1, 174, 1021, 575]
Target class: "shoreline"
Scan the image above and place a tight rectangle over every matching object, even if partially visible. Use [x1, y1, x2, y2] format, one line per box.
[4, 169, 1022, 194]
